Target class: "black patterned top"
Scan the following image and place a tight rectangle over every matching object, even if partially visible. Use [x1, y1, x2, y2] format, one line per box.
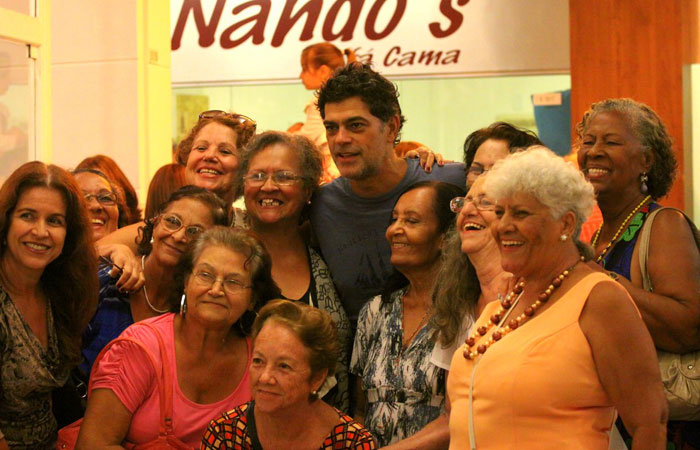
[200, 401, 377, 450]
[0, 289, 68, 449]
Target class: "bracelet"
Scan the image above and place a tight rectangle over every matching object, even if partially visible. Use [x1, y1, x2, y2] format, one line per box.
[607, 271, 619, 281]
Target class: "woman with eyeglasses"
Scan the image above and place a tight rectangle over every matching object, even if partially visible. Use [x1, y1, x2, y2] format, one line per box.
[233, 130, 352, 412]
[76, 227, 280, 449]
[80, 186, 228, 377]
[350, 181, 464, 447]
[72, 168, 128, 242]
[93, 110, 257, 279]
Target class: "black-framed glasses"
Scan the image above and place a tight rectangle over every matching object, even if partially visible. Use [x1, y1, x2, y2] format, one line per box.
[243, 171, 304, 187]
[159, 214, 204, 238]
[199, 110, 257, 131]
[193, 270, 252, 294]
[449, 196, 495, 213]
[84, 192, 117, 206]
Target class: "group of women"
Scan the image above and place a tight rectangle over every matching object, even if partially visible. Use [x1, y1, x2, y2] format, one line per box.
[0, 40, 698, 449]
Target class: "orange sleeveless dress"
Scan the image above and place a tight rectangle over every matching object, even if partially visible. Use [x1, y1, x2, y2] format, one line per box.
[448, 273, 622, 449]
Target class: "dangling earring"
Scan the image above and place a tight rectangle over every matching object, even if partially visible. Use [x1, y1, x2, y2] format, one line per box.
[150, 236, 154, 244]
[640, 173, 649, 194]
[179, 294, 187, 316]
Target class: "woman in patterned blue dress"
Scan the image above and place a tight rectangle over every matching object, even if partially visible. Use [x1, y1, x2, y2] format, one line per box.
[351, 181, 465, 447]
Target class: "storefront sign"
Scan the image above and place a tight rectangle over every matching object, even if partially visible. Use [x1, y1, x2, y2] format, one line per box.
[171, 0, 569, 85]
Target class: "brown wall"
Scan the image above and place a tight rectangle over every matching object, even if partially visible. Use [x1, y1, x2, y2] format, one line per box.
[569, 0, 685, 208]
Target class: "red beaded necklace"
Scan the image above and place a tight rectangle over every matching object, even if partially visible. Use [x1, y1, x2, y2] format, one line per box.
[463, 258, 583, 360]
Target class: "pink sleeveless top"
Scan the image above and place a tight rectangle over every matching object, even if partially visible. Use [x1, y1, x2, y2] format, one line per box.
[448, 273, 622, 449]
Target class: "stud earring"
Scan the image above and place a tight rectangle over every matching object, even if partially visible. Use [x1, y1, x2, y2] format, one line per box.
[560, 234, 568, 241]
[150, 236, 154, 244]
[640, 173, 649, 194]
[179, 294, 187, 316]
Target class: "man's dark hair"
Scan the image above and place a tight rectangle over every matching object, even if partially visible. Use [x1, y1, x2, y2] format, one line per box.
[317, 63, 406, 145]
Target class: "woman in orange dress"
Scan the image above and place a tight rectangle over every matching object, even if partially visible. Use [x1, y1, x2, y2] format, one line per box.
[447, 148, 666, 449]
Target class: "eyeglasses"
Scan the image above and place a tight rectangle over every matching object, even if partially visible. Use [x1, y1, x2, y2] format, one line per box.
[84, 192, 117, 206]
[467, 165, 490, 177]
[450, 196, 495, 213]
[193, 270, 252, 294]
[199, 110, 257, 131]
[159, 214, 204, 238]
[243, 171, 304, 187]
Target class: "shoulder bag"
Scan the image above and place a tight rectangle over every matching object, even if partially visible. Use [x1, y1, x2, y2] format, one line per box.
[56, 322, 191, 449]
[639, 207, 700, 421]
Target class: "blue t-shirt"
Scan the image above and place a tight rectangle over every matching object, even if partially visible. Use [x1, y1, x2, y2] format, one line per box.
[310, 158, 466, 323]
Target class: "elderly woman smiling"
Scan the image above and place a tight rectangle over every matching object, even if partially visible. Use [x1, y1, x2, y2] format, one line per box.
[448, 148, 666, 449]
[76, 228, 279, 449]
[202, 300, 376, 450]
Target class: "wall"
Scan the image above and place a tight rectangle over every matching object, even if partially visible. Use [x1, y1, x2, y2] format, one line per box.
[51, 0, 172, 203]
[172, 74, 571, 163]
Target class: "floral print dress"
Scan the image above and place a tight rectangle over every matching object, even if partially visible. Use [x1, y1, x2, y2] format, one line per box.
[350, 288, 446, 447]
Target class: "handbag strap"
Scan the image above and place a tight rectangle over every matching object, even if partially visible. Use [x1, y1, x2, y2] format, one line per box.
[87, 321, 175, 437]
[638, 207, 700, 292]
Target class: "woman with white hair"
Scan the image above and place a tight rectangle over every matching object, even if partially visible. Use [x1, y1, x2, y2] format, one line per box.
[447, 148, 667, 449]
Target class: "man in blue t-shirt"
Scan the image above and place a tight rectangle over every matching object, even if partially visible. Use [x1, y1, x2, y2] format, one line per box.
[310, 63, 465, 324]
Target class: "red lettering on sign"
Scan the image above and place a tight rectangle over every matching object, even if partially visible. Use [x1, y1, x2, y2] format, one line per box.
[365, 0, 406, 40]
[272, 0, 322, 47]
[171, 0, 226, 50]
[429, 0, 470, 38]
[322, 0, 364, 41]
[220, 0, 270, 49]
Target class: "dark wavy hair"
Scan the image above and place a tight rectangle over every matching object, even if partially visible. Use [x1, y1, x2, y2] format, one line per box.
[381, 181, 465, 304]
[0, 162, 98, 371]
[71, 167, 129, 229]
[463, 122, 542, 169]
[137, 185, 229, 256]
[575, 98, 677, 199]
[252, 299, 338, 379]
[235, 131, 322, 200]
[169, 227, 281, 335]
[76, 154, 141, 224]
[317, 63, 405, 145]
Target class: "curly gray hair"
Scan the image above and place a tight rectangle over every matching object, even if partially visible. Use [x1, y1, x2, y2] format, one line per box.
[484, 147, 595, 244]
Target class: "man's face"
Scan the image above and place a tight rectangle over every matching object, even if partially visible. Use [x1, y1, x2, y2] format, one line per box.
[323, 97, 398, 180]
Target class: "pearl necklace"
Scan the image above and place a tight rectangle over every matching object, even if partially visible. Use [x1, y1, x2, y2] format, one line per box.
[591, 195, 651, 264]
[141, 255, 169, 314]
[462, 258, 583, 360]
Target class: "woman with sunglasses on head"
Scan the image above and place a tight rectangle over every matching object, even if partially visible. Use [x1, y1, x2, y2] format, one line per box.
[95, 110, 256, 255]
[80, 186, 228, 377]
[233, 130, 352, 412]
[76, 227, 280, 449]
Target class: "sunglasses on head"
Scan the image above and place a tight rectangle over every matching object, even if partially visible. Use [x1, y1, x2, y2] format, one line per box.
[198, 110, 257, 131]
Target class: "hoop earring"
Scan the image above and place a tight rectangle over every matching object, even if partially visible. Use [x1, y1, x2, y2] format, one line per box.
[640, 172, 649, 194]
[179, 294, 187, 316]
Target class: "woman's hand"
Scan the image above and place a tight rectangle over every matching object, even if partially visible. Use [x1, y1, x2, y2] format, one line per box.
[405, 147, 447, 172]
[628, 209, 700, 352]
[97, 244, 145, 292]
[75, 389, 132, 450]
[580, 281, 667, 450]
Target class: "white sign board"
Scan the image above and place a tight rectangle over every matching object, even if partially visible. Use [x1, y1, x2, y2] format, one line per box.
[171, 0, 570, 86]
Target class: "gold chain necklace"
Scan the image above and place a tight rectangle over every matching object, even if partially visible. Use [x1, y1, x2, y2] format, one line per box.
[591, 195, 651, 264]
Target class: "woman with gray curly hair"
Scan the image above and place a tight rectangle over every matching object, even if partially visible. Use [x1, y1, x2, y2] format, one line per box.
[234, 130, 352, 412]
[577, 98, 700, 447]
[448, 148, 666, 449]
